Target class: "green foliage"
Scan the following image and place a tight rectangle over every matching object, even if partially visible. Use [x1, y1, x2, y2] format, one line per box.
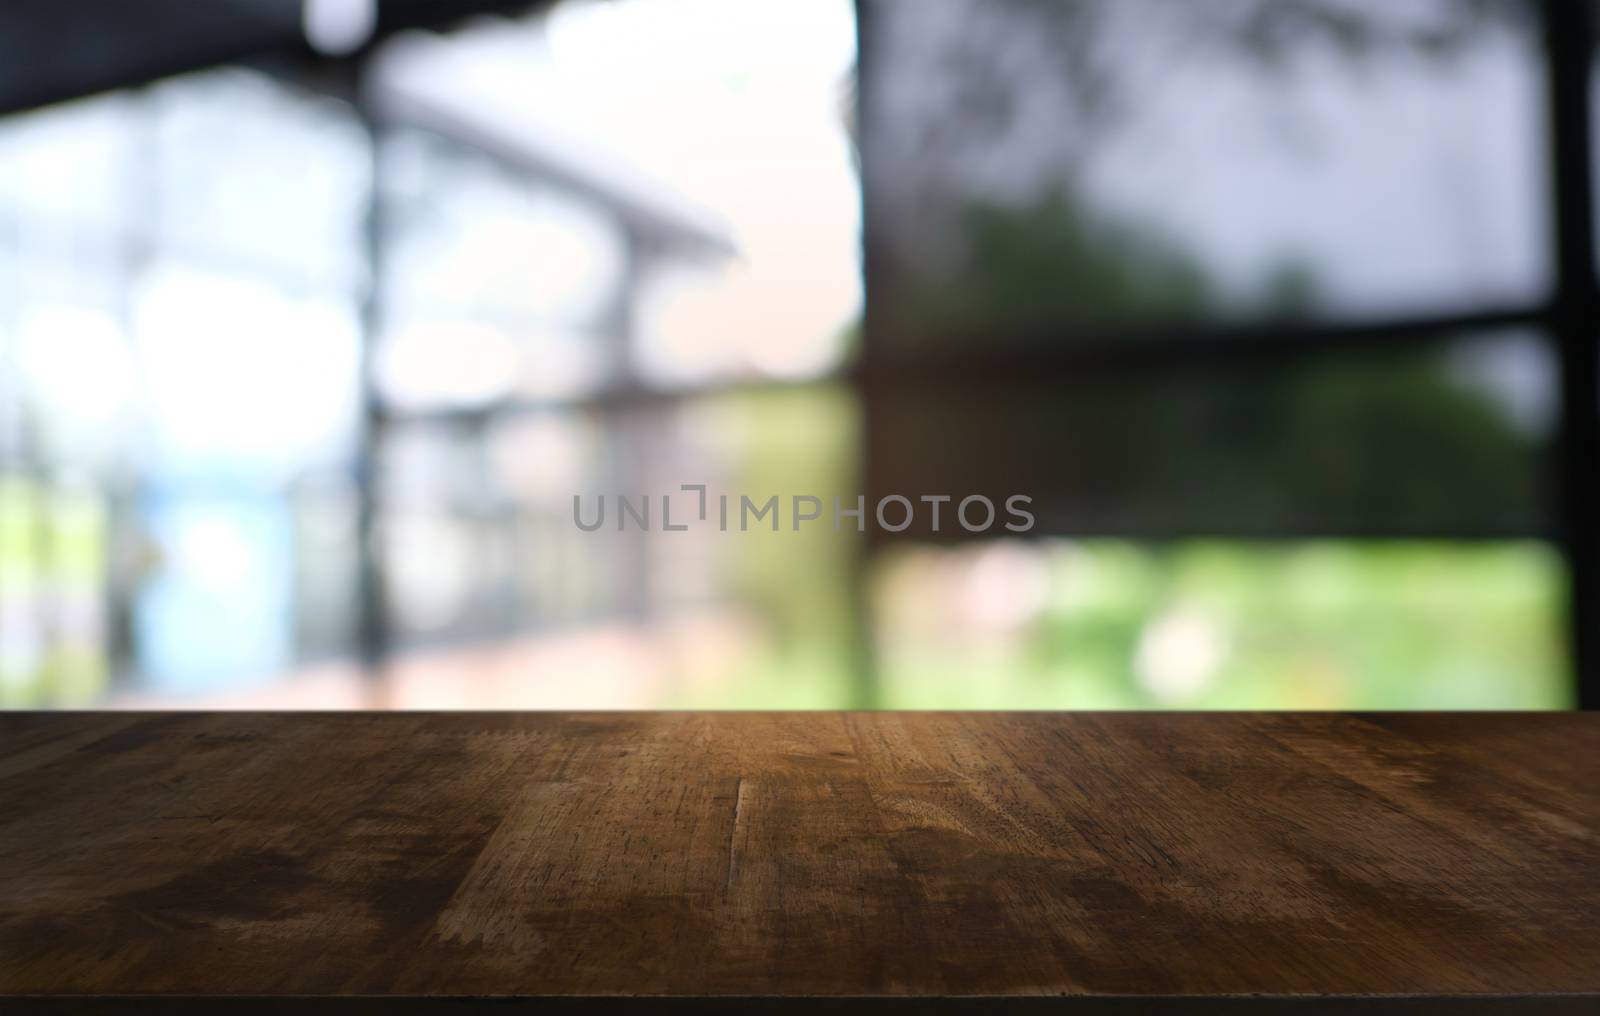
[956, 190, 1217, 328]
[875, 540, 1568, 709]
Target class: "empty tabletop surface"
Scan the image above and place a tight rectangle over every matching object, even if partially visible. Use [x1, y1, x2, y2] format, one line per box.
[0, 711, 1597, 1011]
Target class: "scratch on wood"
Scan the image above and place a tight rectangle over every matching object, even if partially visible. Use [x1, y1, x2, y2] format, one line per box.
[725, 777, 747, 892]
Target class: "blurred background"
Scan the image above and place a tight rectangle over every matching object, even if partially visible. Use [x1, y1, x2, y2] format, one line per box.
[0, 0, 1593, 710]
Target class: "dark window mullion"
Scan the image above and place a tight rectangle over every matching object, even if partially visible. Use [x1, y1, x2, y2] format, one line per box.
[1542, 0, 1600, 709]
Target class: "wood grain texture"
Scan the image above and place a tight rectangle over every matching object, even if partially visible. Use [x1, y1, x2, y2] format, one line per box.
[0, 712, 1596, 1010]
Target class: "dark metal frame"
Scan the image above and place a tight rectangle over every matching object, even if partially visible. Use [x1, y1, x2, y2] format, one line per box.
[1544, 0, 1600, 709]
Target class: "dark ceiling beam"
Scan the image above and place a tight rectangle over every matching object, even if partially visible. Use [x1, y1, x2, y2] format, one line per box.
[0, 0, 543, 117]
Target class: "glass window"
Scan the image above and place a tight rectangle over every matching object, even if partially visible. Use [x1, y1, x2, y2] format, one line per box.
[871, 331, 1554, 538]
[873, 539, 1569, 709]
[150, 69, 369, 291]
[862, 0, 1548, 348]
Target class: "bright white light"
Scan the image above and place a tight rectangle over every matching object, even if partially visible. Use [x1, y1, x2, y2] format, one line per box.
[172, 512, 260, 590]
[303, 0, 377, 56]
[16, 305, 137, 429]
[1135, 606, 1230, 704]
[134, 266, 360, 474]
[375, 320, 521, 409]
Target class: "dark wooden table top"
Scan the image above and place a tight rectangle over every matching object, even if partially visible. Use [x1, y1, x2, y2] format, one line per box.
[0, 712, 1596, 1013]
